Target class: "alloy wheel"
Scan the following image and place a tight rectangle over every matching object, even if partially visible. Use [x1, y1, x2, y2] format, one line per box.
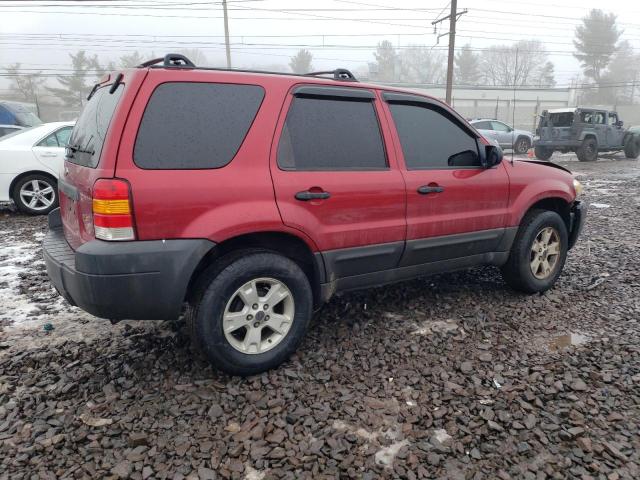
[222, 277, 295, 354]
[19, 179, 55, 211]
[530, 227, 561, 280]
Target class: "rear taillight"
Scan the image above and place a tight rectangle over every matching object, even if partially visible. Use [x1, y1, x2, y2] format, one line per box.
[92, 179, 135, 241]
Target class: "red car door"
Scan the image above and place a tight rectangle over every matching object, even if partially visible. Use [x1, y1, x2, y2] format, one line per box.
[270, 85, 406, 281]
[381, 92, 511, 267]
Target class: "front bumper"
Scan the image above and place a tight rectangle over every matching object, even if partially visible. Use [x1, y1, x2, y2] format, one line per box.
[43, 208, 214, 320]
[568, 200, 587, 250]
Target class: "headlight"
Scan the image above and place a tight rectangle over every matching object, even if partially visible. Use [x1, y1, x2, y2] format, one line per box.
[573, 179, 583, 197]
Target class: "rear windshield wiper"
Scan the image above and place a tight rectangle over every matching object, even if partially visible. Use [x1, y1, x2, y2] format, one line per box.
[66, 143, 94, 157]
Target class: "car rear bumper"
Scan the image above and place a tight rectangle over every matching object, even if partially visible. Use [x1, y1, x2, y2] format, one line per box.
[568, 201, 587, 250]
[43, 208, 214, 320]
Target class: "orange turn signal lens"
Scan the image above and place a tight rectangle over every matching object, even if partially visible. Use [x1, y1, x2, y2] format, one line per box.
[92, 198, 130, 215]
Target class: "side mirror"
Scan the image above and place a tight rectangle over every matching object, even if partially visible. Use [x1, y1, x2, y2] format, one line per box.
[616, 120, 624, 127]
[484, 145, 503, 168]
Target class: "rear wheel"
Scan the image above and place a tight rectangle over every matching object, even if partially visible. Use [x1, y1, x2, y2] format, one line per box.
[501, 209, 568, 293]
[12, 174, 58, 215]
[534, 146, 553, 161]
[187, 252, 313, 376]
[514, 136, 531, 155]
[577, 137, 598, 162]
[624, 135, 640, 159]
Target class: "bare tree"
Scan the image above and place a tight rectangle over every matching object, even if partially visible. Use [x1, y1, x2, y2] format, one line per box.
[6, 63, 46, 103]
[398, 46, 446, 84]
[289, 49, 313, 74]
[599, 41, 638, 104]
[178, 49, 208, 66]
[480, 40, 555, 87]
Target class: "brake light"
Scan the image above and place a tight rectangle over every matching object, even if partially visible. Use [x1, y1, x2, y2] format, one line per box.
[92, 179, 135, 241]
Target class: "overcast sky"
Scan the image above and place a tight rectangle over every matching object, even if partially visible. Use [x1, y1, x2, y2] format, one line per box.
[1, 0, 639, 90]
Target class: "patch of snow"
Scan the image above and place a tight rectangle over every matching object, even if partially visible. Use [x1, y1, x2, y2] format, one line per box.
[244, 465, 266, 480]
[374, 440, 409, 467]
[0, 240, 40, 324]
[590, 203, 610, 209]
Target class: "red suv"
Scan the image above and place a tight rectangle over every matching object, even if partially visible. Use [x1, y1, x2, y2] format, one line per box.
[44, 54, 586, 375]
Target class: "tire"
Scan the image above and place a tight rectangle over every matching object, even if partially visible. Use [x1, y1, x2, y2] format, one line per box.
[500, 209, 568, 294]
[534, 146, 553, 161]
[624, 135, 640, 159]
[577, 137, 598, 162]
[514, 136, 531, 155]
[187, 251, 313, 376]
[12, 174, 58, 215]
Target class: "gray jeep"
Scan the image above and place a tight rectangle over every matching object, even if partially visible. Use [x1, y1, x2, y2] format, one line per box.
[533, 108, 640, 162]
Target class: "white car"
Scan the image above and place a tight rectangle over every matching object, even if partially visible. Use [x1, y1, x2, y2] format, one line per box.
[0, 121, 74, 215]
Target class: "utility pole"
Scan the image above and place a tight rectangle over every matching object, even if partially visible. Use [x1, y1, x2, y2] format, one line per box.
[432, 1, 467, 105]
[222, 0, 232, 68]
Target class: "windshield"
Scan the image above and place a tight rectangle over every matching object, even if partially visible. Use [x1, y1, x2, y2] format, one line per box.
[0, 102, 43, 127]
[0, 126, 35, 142]
[66, 83, 124, 168]
[15, 110, 42, 127]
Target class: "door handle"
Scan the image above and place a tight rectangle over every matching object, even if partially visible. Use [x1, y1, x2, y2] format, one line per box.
[40, 152, 58, 158]
[417, 185, 444, 194]
[295, 190, 331, 201]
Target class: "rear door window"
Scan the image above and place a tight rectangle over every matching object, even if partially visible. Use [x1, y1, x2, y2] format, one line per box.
[37, 126, 73, 147]
[491, 121, 510, 132]
[134, 82, 264, 169]
[277, 95, 387, 171]
[67, 84, 124, 168]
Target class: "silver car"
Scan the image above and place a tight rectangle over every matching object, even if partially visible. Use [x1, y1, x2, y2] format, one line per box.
[470, 119, 533, 154]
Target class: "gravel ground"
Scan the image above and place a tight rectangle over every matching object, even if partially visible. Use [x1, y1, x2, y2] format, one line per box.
[0, 155, 639, 479]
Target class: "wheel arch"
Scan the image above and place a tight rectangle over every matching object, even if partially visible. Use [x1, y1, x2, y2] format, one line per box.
[8, 170, 58, 199]
[580, 132, 597, 143]
[184, 231, 325, 308]
[519, 197, 571, 232]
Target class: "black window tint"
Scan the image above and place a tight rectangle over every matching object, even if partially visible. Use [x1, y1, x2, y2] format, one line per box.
[389, 103, 480, 169]
[277, 95, 387, 171]
[134, 82, 264, 169]
[67, 84, 124, 168]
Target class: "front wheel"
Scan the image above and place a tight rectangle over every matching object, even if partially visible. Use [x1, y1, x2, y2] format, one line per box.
[534, 146, 553, 161]
[577, 137, 598, 162]
[624, 136, 640, 159]
[514, 136, 531, 155]
[501, 209, 568, 293]
[12, 174, 58, 215]
[188, 252, 313, 376]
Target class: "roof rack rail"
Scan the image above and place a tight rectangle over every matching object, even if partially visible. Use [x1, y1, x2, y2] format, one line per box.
[138, 53, 196, 69]
[305, 68, 358, 82]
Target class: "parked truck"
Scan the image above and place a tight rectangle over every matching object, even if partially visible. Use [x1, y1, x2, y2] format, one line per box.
[533, 107, 640, 162]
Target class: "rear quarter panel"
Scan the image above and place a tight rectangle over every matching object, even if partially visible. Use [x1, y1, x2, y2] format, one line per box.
[114, 70, 317, 248]
[60, 70, 149, 249]
[503, 161, 575, 226]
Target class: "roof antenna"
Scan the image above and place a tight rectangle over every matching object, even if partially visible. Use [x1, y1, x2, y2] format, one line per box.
[511, 47, 518, 165]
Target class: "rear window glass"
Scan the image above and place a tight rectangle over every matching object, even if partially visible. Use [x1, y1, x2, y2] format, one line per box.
[277, 96, 387, 171]
[134, 82, 265, 169]
[67, 84, 124, 168]
[546, 112, 574, 127]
